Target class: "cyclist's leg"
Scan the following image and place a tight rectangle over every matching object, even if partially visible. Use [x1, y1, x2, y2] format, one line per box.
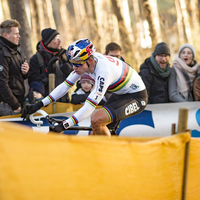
[91, 109, 111, 136]
[91, 90, 147, 136]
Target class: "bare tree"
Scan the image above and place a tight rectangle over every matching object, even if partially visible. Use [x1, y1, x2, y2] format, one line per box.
[189, 0, 199, 40]
[132, 0, 143, 70]
[7, 0, 33, 60]
[111, 0, 134, 65]
[29, 0, 41, 45]
[179, 0, 193, 44]
[84, 0, 101, 48]
[174, 0, 185, 45]
[45, 0, 56, 28]
[1, 0, 10, 20]
[141, 0, 162, 47]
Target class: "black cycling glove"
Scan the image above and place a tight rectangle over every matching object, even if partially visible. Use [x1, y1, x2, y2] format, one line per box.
[21, 101, 43, 120]
[50, 122, 65, 133]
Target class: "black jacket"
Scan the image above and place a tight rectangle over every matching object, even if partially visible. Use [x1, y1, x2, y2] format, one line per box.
[0, 37, 28, 110]
[28, 41, 73, 102]
[139, 57, 169, 104]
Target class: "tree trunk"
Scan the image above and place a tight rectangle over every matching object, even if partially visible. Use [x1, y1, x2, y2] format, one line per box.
[190, 0, 199, 40]
[37, 0, 47, 29]
[111, 0, 134, 65]
[58, 0, 73, 47]
[84, 0, 101, 48]
[72, 0, 88, 39]
[141, 0, 162, 47]
[179, 0, 193, 44]
[45, 0, 56, 28]
[29, 0, 41, 45]
[1, 0, 10, 20]
[174, 0, 185, 44]
[93, 0, 110, 52]
[132, 0, 143, 71]
[7, 0, 33, 60]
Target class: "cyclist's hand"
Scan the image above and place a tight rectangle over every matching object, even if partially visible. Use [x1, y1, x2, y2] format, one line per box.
[21, 101, 43, 120]
[50, 122, 65, 133]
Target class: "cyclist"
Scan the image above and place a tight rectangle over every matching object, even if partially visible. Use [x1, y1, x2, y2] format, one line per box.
[21, 38, 148, 136]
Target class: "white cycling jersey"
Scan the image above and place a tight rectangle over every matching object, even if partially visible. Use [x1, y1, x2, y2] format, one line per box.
[42, 52, 146, 128]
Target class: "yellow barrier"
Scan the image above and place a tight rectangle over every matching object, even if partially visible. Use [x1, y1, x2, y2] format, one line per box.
[0, 121, 195, 200]
[187, 138, 200, 200]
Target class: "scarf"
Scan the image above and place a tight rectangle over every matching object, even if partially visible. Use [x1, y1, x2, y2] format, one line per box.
[172, 55, 199, 99]
[150, 54, 170, 78]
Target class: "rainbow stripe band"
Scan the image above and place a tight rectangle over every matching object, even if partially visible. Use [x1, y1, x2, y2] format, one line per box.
[86, 97, 98, 108]
[64, 79, 74, 87]
[47, 95, 55, 102]
[70, 116, 79, 125]
[102, 106, 113, 123]
[108, 63, 133, 92]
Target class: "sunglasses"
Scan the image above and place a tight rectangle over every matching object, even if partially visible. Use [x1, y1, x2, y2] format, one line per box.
[71, 61, 86, 67]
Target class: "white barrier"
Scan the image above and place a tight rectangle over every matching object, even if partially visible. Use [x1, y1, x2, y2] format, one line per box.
[0, 102, 200, 137]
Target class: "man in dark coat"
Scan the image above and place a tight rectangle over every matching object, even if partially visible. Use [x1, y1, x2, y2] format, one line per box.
[139, 42, 171, 104]
[28, 28, 73, 103]
[0, 19, 29, 116]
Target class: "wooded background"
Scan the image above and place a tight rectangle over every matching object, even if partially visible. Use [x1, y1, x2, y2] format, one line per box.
[1, 0, 200, 72]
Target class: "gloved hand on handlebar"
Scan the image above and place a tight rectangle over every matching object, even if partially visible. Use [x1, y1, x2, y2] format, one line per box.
[21, 101, 43, 120]
[50, 122, 65, 133]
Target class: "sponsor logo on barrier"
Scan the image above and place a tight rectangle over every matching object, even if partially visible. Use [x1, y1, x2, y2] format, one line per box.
[125, 102, 139, 115]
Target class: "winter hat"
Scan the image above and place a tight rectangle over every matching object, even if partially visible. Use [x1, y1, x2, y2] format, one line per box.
[80, 74, 95, 85]
[178, 43, 196, 59]
[153, 42, 170, 57]
[41, 28, 59, 46]
[29, 81, 45, 97]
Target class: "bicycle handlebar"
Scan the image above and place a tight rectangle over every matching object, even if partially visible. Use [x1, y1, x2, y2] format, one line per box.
[29, 110, 93, 131]
[29, 110, 118, 134]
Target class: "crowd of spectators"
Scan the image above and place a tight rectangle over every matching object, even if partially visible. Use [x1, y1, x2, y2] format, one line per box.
[0, 18, 199, 117]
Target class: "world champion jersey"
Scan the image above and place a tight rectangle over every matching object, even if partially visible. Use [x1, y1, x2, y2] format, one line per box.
[42, 52, 146, 127]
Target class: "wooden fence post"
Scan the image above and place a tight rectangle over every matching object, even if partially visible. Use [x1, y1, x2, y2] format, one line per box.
[48, 74, 56, 114]
[177, 107, 190, 200]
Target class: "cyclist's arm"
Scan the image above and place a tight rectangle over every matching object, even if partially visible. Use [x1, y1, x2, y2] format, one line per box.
[42, 71, 81, 106]
[63, 72, 111, 128]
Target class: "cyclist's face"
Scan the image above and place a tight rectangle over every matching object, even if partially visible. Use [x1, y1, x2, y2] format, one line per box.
[73, 62, 89, 75]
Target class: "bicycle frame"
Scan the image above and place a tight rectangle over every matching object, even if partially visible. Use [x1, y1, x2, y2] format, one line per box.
[29, 110, 119, 135]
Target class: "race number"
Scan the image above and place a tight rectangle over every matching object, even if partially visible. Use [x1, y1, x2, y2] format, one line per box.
[104, 55, 119, 66]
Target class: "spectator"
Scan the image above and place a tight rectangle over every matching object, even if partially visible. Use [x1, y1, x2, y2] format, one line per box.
[28, 28, 73, 103]
[193, 68, 200, 101]
[105, 42, 125, 61]
[71, 74, 106, 105]
[0, 19, 29, 116]
[168, 44, 199, 102]
[139, 42, 171, 104]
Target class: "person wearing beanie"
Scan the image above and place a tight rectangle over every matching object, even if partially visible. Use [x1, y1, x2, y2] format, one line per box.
[71, 74, 106, 105]
[28, 28, 73, 103]
[139, 42, 171, 104]
[168, 43, 200, 102]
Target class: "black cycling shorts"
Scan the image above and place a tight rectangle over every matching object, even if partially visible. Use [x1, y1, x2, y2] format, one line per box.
[102, 89, 148, 123]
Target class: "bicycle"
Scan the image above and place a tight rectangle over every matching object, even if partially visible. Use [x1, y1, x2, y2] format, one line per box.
[29, 110, 120, 135]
